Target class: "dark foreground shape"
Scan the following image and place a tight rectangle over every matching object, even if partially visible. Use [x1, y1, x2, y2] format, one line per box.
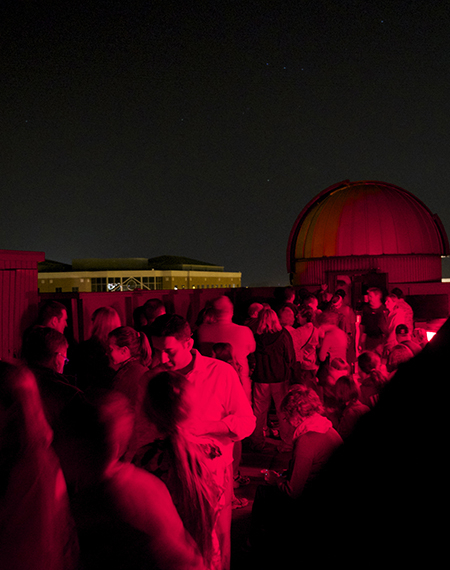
[260, 317, 449, 568]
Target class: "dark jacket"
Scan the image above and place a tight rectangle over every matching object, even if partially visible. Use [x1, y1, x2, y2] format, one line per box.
[252, 328, 295, 384]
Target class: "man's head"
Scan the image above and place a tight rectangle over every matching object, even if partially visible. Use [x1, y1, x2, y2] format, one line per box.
[143, 298, 166, 325]
[212, 296, 234, 321]
[278, 304, 296, 327]
[303, 294, 319, 311]
[37, 300, 68, 333]
[150, 314, 193, 371]
[22, 326, 69, 374]
[283, 286, 296, 304]
[248, 302, 263, 319]
[367, 287, 383, 309]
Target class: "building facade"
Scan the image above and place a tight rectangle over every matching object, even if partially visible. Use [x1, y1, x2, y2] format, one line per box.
[38, 256, 241, 293]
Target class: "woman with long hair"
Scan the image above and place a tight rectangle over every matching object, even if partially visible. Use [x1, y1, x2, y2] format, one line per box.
[139, 370, 223, 569]
[107, 326, 151, 408]
[73, 306, 122, 391]
[249, 304, 296, 452]
[61, 390, 208, 570]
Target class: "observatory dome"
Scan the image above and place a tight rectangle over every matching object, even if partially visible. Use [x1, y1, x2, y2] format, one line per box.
[287, 180, 449, 286]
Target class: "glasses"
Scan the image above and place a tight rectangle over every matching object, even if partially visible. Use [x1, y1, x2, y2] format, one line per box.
[56, 353, 69, 365]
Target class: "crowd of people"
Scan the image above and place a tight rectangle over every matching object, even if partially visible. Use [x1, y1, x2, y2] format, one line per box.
[0, 285, 427, 569]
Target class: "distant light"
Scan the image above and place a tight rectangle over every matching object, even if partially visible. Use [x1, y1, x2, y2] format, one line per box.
[426, 331, 437, 342]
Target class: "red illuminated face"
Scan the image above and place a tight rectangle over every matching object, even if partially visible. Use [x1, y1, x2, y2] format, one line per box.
[54, 347, 68, 374]
[53, 309, 68, 333]
[151, 335, 194, 371]
[108, 341, 130, 366]
[368, 291, 382, 309]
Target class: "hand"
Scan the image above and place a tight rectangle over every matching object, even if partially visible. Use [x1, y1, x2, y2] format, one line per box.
[262, 469, 282, 486]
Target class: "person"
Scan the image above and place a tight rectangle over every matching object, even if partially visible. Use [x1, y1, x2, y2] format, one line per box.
[316, 283, 333, 310]
[73, 306, 121, 391]
[0, 362, 80, 570]
[196, 295, 256, 402]
[334, 375, 370, 439]
[140, 298, 166, 342]
[249, 385, 342, 556]
[390, 288, 414, 332]
[356, 351, 388, 408]
[244, 302, 263, 334]
[384, 293, 409, 353]
[319, 357, 351, 428]
[249, 305, 296, 453]
[329, 289, 356, 364]
[385, 344, 415, 380]
[289, 307, 319, 386]
[133, 314, 255, 570]
[317, 310, 348, 383]
[21, 326, 83, 431]
[302, 294, 322, 327]
[359, 288, 388, 354]
[139, 370, 223, 568]
[108, 326, 152, 409]
[62, 390, 208, 570]
[395, 324, 422, 356]
[132, 305, 148, 332]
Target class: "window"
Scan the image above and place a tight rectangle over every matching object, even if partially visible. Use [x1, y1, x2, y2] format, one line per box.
[92, 277, 107, 292]
[55, 287, 62, 293]
[143, 276, 163, 290]
[72, 287, 79, 292]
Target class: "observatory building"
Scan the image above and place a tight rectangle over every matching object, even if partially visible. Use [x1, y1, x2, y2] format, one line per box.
[287, 180, 449, 297]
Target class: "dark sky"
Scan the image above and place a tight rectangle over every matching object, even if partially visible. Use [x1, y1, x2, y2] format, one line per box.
[2, 1, 450, 286]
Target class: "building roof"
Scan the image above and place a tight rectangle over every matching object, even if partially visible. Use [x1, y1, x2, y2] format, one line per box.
[287, 180, 450, 273]
[40, 255, 225, 273]
[147, 255, 223, 271]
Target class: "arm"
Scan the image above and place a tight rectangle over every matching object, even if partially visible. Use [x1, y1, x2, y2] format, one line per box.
[318, 333, 330, 363]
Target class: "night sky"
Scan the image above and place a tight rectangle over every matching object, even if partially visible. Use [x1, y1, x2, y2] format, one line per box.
[2, 1, 450, 286]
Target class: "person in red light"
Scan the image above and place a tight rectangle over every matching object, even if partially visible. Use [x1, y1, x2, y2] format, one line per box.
[140, 370, 223, 568]
[62, 390, 208, 570]
[21, 326, 82, 430]
[395, 324, 422, 356]
[0, 362, 79, 570]
[108, 326, 152, 409]
[290, 307, 320, 385]
[356, 350, 388, 408]
[73, 306, 122, 391]
[359, 287, 388, 354]
[384, 293, 410, 353]
[248, 386, 342, 561]
[196, 295, 256, 402]
[302, 293, 323, 327]
[133, 314, 255, 570]
[249, 305, 296, 453]
[334, 375, 370, 439]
